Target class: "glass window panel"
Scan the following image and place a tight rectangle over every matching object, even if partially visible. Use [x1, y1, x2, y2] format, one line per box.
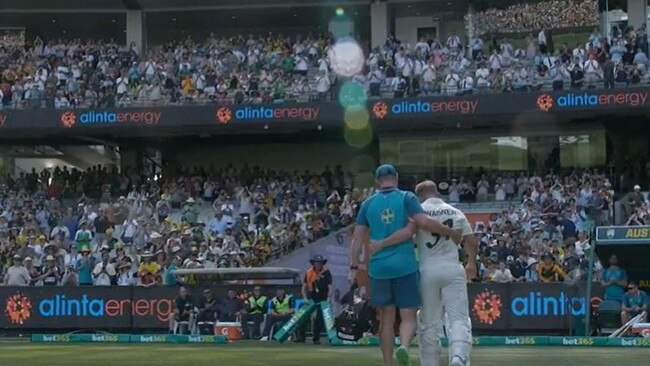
[559, 131, 606, 169]
[380, 136, 528, 175]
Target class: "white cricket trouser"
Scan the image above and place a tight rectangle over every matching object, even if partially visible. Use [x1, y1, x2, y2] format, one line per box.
[418, 261, 472, 366]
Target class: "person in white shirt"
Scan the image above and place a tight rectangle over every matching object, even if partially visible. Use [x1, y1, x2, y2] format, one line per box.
[446, 34, 461, 50]
[445, 70, 460, 94]
[116, 74, 129, 96]
[92, 252, 116, 286]
[294, 53, 309, 76]
[475, 64, 490, 89]
[491, 261, 514, 283]
[367, 65, 384, 97]
[314, 70, 330, 101]
[495, 182, 506, 201]
[470, 37, 483, 60]
[476, 175, 490, 201]
[489, 50, 502, 73]
[116, 262, 135, 286]
[415, 37, 430, 56]
[3, 255, 32, 286]
[459, 73, 474, 95]
[452, 54, 470, 74]
[583, 54, 601, 87]
[574, 231, 591, 256]
[50, 223, 71, 240]
[538, 29, 547, 52]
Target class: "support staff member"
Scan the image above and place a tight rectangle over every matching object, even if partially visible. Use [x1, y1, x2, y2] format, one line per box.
[351, 164, 460, 366]
[297, 255, 332, 344]
[243, 286, 268, 339]
[261, 288, 295, 340]
[621, 281, 648, 324]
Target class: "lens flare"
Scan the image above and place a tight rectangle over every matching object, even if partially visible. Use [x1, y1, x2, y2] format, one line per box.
[344, 124, 373, 149]
[328, 37, 365, 77]
[344, 105, 370, 130]
[338, 81, 368, 108]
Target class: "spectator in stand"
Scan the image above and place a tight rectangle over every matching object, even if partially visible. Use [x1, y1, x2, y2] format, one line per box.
[537, 253, 566, 282]
[601, 255, 628, 302]
[491, 260, 514, 283]
[3, 254, 31, 286]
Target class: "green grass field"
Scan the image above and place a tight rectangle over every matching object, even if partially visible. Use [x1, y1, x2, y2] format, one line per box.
[0, 341, 648, 366]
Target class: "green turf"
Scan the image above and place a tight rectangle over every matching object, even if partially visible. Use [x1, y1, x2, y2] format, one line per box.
[0, 341, 647, 366]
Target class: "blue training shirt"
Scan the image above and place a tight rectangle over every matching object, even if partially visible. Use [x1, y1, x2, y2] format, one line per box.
[356, 187, 423, 280]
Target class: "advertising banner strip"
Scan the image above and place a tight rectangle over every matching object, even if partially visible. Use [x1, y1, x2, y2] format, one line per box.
[595, 226, 650, 245]
[32, 334, 132, 343]
[330, 336, 650, 347]
[1, 88, 650, 136]
[31, 334, 227, 344]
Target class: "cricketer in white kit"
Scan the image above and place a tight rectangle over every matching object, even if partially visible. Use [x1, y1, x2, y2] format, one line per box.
[368, 181, 478, 366]
[414, 181, 478, 366]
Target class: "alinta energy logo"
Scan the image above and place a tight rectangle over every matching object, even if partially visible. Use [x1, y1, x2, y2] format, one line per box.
[471, 289, 502, 325]
[60, 111, 77, 128]
[228, 106, 321, 122]
[536, 94, 554, 112]
[537, 91, 649, 112]
[5, 292, 33, 325]
[59, 110, 162, 127]
[215, 107, 232, 124]
[372, 101, 389, 119]
[371, 99, 478, 119]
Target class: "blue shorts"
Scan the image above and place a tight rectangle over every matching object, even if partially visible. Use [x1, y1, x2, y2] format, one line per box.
[370, 271, 421, 309]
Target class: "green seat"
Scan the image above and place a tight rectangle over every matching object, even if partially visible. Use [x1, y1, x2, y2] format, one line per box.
[597, 300, 621, 335]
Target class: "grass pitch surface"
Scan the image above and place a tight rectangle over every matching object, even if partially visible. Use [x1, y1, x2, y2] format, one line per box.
[0, 340, 647, 366]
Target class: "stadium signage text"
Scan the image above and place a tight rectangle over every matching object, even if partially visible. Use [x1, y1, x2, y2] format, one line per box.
[595, 226, 650, 244]
[35, 294, 173, 321]
[77, 110, 162, 125]
[555, 91, 647, 108]
[511, 291, 586, 317]
[233, 106, 320, 121]
[0, 285, 297, 330]
[377, 99, 478, 118]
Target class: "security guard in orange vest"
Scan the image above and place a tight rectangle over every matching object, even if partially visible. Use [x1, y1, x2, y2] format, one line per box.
[296, 254, 332, 344]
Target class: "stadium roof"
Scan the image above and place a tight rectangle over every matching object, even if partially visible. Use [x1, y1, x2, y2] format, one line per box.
[0, 0, 467, 13]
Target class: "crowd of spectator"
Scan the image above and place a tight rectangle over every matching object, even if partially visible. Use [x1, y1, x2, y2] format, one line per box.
[0, 33, 337, 109]
[2, 4, 649, 108]
[361, 19, 650, 99]
[0, 161, 645, 288]
[471, 0, 599, 36]
[0, 164, 366, 287]
[438, 168, 615, 283]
